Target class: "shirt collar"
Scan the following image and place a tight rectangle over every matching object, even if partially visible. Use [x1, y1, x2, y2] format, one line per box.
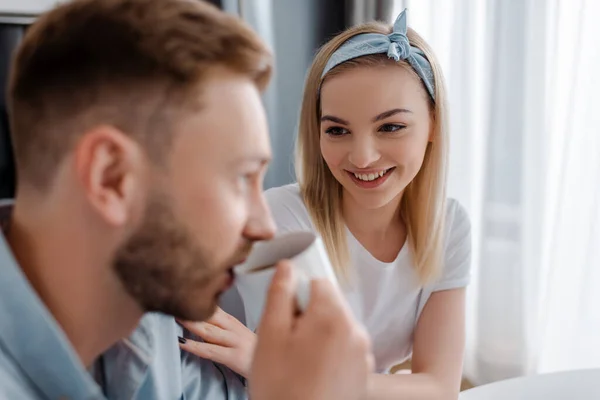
[101, 315, 155, 400]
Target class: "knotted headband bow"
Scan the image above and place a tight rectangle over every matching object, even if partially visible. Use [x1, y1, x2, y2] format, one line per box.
[321, 9, 435, 101]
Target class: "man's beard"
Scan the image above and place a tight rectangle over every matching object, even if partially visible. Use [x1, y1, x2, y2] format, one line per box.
[112, 193, 249, 321]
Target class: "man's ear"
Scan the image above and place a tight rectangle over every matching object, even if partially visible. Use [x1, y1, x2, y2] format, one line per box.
[74, 125, 146, 227]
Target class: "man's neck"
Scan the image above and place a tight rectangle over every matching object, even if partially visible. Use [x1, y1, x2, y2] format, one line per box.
[7, 200, 143, 367]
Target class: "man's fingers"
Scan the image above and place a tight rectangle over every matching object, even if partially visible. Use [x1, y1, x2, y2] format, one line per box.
[303, 278, 348, 319]
[257, 260, 296, 334]
[366, 353, 375, 373]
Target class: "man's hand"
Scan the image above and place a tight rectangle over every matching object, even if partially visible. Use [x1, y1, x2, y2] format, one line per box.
[249, 261, 374, 400]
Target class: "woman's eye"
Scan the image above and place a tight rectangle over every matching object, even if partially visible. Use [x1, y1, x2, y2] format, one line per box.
[324, 126, 350, 136]
[379, 124, 406, 133]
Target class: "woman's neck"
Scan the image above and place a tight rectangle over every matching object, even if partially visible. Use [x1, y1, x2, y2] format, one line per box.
[342, 191, 404, 240]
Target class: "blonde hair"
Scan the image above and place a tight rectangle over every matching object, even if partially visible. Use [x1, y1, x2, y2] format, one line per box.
[295, 21, 448, 285]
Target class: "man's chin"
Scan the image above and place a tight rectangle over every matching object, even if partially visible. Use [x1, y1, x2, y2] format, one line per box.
[134, 269, 236, 321]
[142, 290, 219, 322]
[170, 301, 218, 322]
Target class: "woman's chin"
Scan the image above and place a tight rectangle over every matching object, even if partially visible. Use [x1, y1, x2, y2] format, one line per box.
[343, 187, 404, 210]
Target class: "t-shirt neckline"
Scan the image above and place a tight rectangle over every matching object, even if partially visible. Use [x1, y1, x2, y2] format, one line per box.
[345, 226, 409, 268]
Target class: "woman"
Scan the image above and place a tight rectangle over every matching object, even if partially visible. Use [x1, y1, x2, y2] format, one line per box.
[180, 9, 471, 399]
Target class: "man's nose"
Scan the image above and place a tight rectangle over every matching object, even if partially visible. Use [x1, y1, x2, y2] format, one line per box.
[244, 194, 276, 241]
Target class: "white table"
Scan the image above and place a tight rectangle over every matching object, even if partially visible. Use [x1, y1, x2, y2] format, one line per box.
[460, 369, 600, 399]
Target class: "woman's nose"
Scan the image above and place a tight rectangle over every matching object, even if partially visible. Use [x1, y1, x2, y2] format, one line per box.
[348, 136, 381, 168]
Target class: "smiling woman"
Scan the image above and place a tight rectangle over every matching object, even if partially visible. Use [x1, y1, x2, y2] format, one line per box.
[262, 9, 471, 400]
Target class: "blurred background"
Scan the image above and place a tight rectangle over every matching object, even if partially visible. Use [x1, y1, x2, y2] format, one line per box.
[1, 0, 599, 388]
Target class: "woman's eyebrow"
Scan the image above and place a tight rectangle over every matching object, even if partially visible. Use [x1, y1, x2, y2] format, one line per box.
[372, 108, 412, 122]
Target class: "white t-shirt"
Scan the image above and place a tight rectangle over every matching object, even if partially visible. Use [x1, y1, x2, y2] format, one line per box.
[264, 183, 471, 373]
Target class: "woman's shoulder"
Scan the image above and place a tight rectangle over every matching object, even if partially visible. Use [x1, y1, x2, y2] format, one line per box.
[445, 198, 471, 235]
[440, 198, 472, 276]
[265, 182, 302, 201]
[264, 183, 313, 231]
[264, 183, 306, 211]
[441, 198, 472, 265]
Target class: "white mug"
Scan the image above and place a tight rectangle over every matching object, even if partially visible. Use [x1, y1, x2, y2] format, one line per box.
[234, 231, 338, 331]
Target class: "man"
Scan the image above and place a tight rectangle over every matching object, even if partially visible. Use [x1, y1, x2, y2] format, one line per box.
[0, 0, 373, 399]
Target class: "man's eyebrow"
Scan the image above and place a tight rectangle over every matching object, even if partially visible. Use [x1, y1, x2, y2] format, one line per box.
[234, 155, 272, 166]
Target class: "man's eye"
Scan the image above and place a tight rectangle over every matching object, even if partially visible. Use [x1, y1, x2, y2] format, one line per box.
[239, 172, 257, 187]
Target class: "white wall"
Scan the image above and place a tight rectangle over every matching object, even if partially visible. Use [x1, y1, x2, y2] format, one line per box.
[0, 0, 61, 15]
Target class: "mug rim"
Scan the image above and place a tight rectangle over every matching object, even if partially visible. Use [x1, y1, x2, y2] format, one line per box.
[233, 231, 316, 274]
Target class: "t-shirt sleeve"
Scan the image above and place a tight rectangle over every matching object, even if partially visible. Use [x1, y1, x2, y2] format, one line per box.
[432, 199, 472, 292]
[264, 185, 313, 234]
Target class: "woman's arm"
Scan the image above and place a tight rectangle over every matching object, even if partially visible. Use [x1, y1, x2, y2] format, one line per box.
[367, 288, 466, 400]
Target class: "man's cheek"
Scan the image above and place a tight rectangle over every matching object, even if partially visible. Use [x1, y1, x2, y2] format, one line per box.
[214, 201, 247, 235]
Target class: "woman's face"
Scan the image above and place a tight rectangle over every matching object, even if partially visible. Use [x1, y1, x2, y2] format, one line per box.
[319, 64, 432, 210]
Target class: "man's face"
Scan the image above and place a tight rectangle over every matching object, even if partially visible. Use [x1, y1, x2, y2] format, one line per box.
[113, 70, 275, 321]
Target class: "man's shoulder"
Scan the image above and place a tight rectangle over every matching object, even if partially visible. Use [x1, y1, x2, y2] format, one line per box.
[0, 352, 41, 399]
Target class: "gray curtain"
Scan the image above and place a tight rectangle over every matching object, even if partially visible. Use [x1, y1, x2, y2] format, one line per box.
[346, 0, 396, 26]
[236, 0, 346, 189]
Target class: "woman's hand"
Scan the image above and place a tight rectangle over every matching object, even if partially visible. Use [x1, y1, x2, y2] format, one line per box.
[178, 307, 256, 378]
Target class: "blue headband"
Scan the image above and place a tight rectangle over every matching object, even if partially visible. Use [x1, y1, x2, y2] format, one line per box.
[321, 9, 435, 101]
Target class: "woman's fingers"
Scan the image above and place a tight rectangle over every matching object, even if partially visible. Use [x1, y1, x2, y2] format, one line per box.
[177, 320, 235, 347]
[179, 335, 253, 377]
[178, 308, 243, 334]
[206, 307, 245, 330]
[178, 311, 257, 378]
[179, 338, 231, 366]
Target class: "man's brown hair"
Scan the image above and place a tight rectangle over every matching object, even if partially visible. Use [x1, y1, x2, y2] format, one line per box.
[8, 0, 272, 190]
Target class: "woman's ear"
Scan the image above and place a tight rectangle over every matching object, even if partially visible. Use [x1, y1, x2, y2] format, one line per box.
[428, 111, 436, 143]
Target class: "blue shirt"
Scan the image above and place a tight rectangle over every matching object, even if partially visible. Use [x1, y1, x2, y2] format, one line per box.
[0, 204, 248, 400]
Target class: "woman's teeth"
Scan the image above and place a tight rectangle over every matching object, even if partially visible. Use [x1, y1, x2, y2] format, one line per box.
[353, 169, 389, 182]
